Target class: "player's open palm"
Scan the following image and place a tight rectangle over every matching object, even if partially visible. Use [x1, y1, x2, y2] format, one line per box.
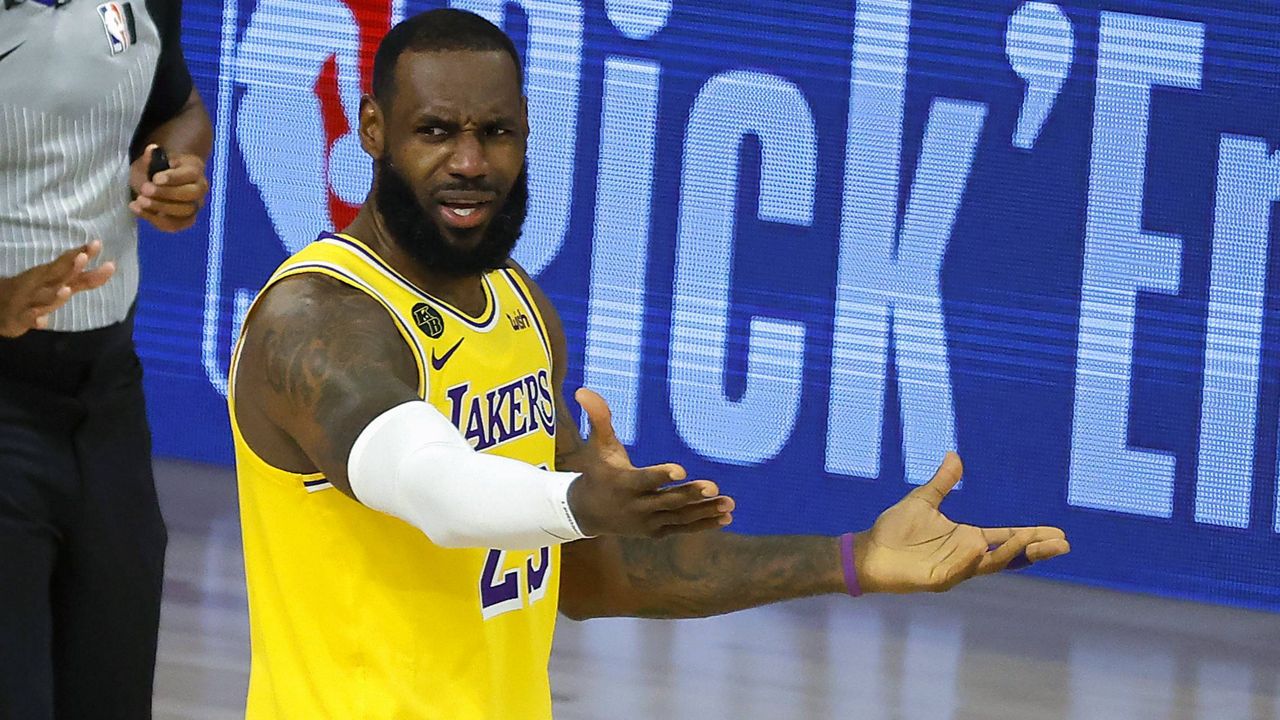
[564, 388, 734, 538]
[857, 452, 1070, 593]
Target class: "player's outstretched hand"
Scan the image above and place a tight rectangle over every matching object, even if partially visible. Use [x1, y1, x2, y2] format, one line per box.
[565, 388, 734, 538]
[854, 452, 1070, 593]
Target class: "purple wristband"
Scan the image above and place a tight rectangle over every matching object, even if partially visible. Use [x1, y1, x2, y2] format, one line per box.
[839, 532, 862, 597]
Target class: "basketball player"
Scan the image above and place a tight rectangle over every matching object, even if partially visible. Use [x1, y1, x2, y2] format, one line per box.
[229, 10, 1069, 718]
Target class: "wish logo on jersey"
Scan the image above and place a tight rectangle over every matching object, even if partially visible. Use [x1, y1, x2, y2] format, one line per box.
[445, 370, 556, 451]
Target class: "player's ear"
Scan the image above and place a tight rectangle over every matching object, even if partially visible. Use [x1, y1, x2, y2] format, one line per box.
[360, 94, 385, 160]
[520, 96, 530, 139]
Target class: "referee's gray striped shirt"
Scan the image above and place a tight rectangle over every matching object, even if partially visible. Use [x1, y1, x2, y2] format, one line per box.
[0, 1, 162, 331]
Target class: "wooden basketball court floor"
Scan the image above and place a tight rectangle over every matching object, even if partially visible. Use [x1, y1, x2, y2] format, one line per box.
[151, 458, 1280, 720]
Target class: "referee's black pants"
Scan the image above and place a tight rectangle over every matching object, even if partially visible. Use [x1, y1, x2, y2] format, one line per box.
[0, 309, 167, 720]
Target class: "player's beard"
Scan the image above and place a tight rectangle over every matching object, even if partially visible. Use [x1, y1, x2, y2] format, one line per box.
[374, 158, 527, 278]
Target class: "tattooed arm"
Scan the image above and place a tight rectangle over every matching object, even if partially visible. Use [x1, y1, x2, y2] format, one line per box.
[561, 531, 845, 620]
[557, 454, 1071, 619]
[553, 400, 1072, 621]
[232, 273, 419, 494]
[511, 265, 1071, 621]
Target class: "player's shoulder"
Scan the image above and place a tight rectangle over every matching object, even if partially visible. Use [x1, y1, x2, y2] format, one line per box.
[248, 272, 392, 341]
[503, 259, 551, 313]
[238, 270, 419, 389]
[504, 258, 535, 284]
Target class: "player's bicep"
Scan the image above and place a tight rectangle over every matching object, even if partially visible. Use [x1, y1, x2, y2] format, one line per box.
[238, 275, 419, 495]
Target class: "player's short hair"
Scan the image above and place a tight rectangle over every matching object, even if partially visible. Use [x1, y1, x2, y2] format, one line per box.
[372, 9, 523, 109]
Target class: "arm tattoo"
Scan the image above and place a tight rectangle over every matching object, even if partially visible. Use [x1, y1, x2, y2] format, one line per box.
[256, 280, 417, 481]
[615, 533, 843, 619]
[261, 291, 405, 415]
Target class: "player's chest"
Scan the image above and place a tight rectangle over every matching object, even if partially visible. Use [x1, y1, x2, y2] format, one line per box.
[420, 316, 555, 454]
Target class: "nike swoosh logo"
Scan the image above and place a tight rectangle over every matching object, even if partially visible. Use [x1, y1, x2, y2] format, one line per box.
[0, 43, 24, 65]
[430, 337, 465, 371]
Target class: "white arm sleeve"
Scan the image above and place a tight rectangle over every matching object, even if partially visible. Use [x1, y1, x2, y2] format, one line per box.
[346, 400, 589, 549]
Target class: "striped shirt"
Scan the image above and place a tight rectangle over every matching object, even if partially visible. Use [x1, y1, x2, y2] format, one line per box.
[0, 0, 192, 331]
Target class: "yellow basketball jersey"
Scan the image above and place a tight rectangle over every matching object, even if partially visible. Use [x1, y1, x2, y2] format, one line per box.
[228, 232, 561, 720]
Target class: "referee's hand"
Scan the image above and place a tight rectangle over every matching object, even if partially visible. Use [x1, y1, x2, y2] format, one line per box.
[0, 241, 116, 338]
[128, 144, 209, 233]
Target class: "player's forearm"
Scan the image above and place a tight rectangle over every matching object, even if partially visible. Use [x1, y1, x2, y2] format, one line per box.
[563, 532, 848, 620]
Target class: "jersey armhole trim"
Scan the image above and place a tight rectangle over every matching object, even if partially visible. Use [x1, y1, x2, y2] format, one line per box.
[500, 268, 554, 369]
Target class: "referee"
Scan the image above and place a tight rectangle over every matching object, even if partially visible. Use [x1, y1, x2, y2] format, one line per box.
[0, 1, 211, 717]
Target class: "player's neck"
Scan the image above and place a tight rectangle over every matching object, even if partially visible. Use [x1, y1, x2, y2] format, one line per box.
[344, 205, 489, 317]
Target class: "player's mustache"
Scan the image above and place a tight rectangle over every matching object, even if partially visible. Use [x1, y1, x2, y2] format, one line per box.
[433, 179, 502, 195]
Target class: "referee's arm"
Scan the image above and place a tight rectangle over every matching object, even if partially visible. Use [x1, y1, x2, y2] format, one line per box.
[128, 0, 212, 232]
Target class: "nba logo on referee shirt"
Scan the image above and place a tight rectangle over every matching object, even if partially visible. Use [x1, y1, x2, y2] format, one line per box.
[97, 2, 134, 55]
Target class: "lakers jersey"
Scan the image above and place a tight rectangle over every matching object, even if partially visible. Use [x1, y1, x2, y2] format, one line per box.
[228, 233, 561, 719]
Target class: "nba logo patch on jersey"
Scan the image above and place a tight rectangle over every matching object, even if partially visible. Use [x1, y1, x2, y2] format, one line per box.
[97, 2, 134, 55]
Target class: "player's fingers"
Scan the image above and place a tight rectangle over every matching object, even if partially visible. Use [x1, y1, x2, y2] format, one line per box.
[986, 542, 1033, 571]
[647, 480, 721, 511]
[653, 512, 734, 538]
[982, 535, 1070, 572]
[631, 463, 687, 491]
[980, 525, 1066, 546]
[956, 549, 985, 586]
[577, 387, 622, 449]
[69, 250, 88, 276]
[976, 531, 1037, 575]
[663, 464, 688, 482]
[1025, 538, 1070, 563]
[980, 527, 1016, 546]
[906, 452, 964, 509]
[651, 497, 734, 531]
